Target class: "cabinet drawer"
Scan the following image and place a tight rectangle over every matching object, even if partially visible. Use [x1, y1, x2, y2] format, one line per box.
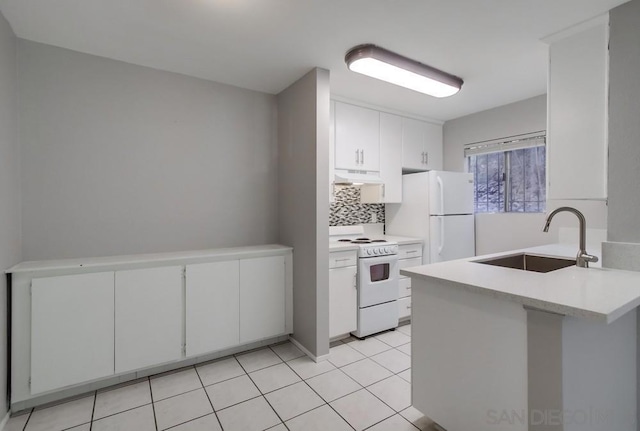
[329, 250, 358, 268]
[398, 296, 412, 319]
[399, 257, 423, 275]
[398, 277, 412, 298]
[398, 243, 422, 260]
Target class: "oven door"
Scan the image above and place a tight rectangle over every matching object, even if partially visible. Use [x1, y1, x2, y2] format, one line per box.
[358, 254, 399, 307]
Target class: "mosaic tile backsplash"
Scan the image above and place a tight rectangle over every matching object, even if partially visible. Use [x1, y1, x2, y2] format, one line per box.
[330, 186, 385, 226]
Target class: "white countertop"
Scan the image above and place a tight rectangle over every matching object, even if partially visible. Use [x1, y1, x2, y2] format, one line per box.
[401, 243, 640, 324]
[7, 244, 293, 274]
[329, 235, 422, 252]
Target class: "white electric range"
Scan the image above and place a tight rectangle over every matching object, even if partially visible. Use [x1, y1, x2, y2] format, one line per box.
[330, 226, 399, 338]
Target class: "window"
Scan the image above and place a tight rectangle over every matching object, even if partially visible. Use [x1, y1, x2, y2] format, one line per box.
[465, 133, 546, 213]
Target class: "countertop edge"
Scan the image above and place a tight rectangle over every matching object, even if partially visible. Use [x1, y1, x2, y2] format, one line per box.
[7, 244, 293, 274]
[401, 269, 612, 323]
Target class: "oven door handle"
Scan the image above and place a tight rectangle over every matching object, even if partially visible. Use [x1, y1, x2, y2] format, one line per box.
[359, 254, 399, 265]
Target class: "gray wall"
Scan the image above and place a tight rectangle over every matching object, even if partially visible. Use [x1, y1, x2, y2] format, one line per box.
[608, 0, 640, 243]
[443, 94, 608, 255]
[0, 11, 20, 417]
[278, 68, 330, 358]
[443, 95, 556, 254]
[443, 94, 547, 172]
[18, 40, 279, 260]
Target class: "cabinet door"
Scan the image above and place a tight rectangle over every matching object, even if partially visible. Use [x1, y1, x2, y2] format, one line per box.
[379, 113, 403, 203]
[330, 100, 336, 203]
[31, 272, 115, 394]
[423, 121, 443, 171]
[335, 102, 380, 171]
[240, 256, 286, 343]
[329, 266, 357, 338]
[186, 261, 240, 357]
[402, 117, 426, 171]
[115, 267, 183, 373]
[547, 22, 608, 200]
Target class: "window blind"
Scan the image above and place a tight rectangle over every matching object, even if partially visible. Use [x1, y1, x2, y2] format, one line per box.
[464, 131, 546, 157]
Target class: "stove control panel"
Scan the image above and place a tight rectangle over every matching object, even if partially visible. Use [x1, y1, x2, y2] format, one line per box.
[359, 244, 398, 257]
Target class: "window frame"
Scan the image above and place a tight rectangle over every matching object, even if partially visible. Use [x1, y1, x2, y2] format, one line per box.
[465, 132, 546, 214]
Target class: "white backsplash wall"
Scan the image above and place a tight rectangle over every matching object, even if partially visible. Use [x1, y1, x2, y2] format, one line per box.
[329, 186, 385, 226]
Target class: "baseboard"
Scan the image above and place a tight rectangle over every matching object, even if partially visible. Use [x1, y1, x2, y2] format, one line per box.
[0, 410, 11, 431]
[289, 337, 330, 363]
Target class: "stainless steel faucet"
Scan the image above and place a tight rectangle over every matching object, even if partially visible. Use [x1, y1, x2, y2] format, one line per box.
[543, 207, 598, 268]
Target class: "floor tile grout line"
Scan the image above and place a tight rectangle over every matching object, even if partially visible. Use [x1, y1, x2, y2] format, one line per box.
[193, 362, 224, 430]
[213, 393, 263, 413]
[281, 359, 356, 431]
[151, 386, 204, 404]
[233, 351, 285, 429]
[91, 402, 154, 423]
[148, 377, 159, 431]
[161, 413, 217, 431]
[20, 408, 33, 431]
[88, 391, 97, 431]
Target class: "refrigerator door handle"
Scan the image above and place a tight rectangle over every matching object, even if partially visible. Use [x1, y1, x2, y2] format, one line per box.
[438, 217, 445, 255]
[436, 175, 445, 215]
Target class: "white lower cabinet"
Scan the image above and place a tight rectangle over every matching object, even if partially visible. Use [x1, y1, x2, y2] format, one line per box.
[396, 243, 423, 320]
[240, 256, 286, 343]
[186, 261, 240, 356]
[398, 297, 412, 320]
[14, 246, 291, 407]
[329, 265, 358, 338]
[31, 272, 115, 394]
[115, 267, 183, 373]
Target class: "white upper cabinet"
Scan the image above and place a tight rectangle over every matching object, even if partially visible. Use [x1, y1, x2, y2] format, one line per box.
[402, 117, 443, 171]
[115, 267, 183, 373]
[330, 100, 336, 203]
[379, 113, 403, 203]
[31, 272, 115, 394]
[547, 16, 608, 200]
[334, 101, 380, 172]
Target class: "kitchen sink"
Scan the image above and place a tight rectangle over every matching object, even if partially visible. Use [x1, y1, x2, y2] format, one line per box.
[474, 253, 576, 273]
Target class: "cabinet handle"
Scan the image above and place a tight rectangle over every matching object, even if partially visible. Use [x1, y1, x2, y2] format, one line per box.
[355, 149, 359, 164]
[407, 305, 412, 309]
[334, 258, 350, 262]
[382, 184, 385, 198]
[353, 273, 357, 288]
[421, 152, 425, 164]
[360, 149, 364, 164]
[406, 250, 418, 254]
[424, 152, 428, 165]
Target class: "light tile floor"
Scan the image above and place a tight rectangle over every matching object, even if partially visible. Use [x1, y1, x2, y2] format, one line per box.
[8, 323, 438, 431]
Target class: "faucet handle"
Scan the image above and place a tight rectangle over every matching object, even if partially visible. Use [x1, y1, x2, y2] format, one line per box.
[577, 252, 599, 268]
[582, 254, 599, 263]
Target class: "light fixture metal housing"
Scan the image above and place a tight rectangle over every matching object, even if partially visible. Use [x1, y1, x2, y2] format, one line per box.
[345, 44, 463, 98]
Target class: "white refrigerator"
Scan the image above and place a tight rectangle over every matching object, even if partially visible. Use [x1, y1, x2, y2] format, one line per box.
[386, 171, 475, 264]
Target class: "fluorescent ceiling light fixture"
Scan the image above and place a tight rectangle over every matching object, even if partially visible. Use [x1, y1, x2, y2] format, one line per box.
[345, 44, 463, 98]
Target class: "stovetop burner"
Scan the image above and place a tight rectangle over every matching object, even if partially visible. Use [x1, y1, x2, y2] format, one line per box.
[355, 237, 370, 241]
[351, 240, 371, 244]
[337, 239, 352, 242]
[370, 239, 387, 243]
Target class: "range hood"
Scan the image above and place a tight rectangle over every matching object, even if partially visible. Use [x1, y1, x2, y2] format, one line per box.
[334, 170, 384, 185]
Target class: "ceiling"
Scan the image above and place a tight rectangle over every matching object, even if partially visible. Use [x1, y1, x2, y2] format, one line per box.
[0, 0, 629, 121]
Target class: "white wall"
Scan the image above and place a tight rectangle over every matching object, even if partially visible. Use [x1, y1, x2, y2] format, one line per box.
[18, 40, 279, 260]
[277, 68, 330, 359]
[0, 10, 20, 417]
